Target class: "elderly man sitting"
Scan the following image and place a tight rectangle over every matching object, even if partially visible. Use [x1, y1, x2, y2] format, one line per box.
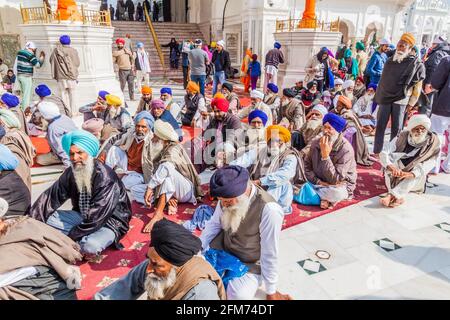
[82, 118, 105, 142]
[36, 101, 78, 167]
[102, 111, 155, 204]
[236, 109, 268, 155]
[333, 80, 356, 108]
[304, 113, 357, 210]
[1, 93, 28, 135]
[103, 94, 132, 140]
[160, 87, 182, 125]
[181, 81, 207, 129]
[292, 104, 328, 157]
[221, 82, 241, 115]
[264, 84, 281, 121]
[142, 120, 204, 232]
[79, 90, 109, 122]
[278, 88, 305, 131]
[95, 219, 226, 300]
[28, 130, 132, 257]
[353, 83, 378, 135]
[230, 125, 305, 214]
[136, 86, 153, 114]
[34, 84, 71, 118]
[0, 213, 83, 300]
[239, 90, 272, 126]
[201, 166, 292, 300]
[150, 99, 182, 139]
[380, 115, 440, 208]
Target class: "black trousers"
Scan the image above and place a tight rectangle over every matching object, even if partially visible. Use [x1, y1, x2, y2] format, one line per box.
[182, 66, 189, 89]
[373, 103, 407, 154]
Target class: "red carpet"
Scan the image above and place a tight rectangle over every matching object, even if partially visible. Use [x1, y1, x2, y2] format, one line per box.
[76, 163, 386, 300]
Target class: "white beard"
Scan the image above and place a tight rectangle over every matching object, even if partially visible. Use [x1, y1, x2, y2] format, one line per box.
[325, 133, 339, 146]
[145, 268, 177, 300]
[72, 156, 95, 194]
[306, 119, 322, 130]
[109, 107, 120, 119]
[221, 194, 251, 234]
[247, 128, 265, 143]
[151, 140, 165, 161]
[344, 90, 354, 101]
[393, 50, 409, 63]
[134, 132, 148, 142]
[409, 132, 428, 146]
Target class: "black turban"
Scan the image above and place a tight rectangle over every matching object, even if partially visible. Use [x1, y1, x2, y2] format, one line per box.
[222, 82, 233, 92]
[210, 165, 249, 198]
[307, 81, 318, 90]
[150, 219, 202, 267]
[283, 88, 296, 98]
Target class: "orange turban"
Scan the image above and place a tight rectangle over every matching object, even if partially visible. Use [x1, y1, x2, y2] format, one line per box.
[141, 86, 152, 95]
[213, 92, 225, 99]
[338, 95, 352, 110]
[400, 33, 415, 47]
[266, 125, 291, 143]
[186, 81, 200, 94]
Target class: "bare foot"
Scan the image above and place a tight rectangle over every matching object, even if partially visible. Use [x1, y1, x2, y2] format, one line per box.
[320, 200, 330, 210]
[389, 198, 405, 208]
[143, 213, 164, 233]
[168, 198, 178, 216]
[380, 194, 393, 207]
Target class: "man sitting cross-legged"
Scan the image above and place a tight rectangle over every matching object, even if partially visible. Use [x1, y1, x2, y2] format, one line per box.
[94, 219, 226, 300]
[201, 166, 292, 300]
[28, 130, 132, 258]
[304, 113, 357, 210]
[380, 115, 440, 208]
[142, 120, 204, 233]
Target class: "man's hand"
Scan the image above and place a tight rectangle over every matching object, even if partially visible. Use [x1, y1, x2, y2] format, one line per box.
[24, 107, 32, 117]
[319, 136, 332, 160]
[144, 187, 154, 208]
[267, 292, 293, 300]
[252, 179, 261, 186]
[424, 84, 434, 94]
[399, 171, 415, 179]
[39, 51, 46, 59]
[387, 165, 402, 177]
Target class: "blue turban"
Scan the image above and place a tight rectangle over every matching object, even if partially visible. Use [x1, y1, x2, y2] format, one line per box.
[160, 87, 172, 96]
[35, 84, 51, 97]
[274, 42, 281, 49]
[98, 90, 109, 100]
[61, 130, 100, 158]
[60, 35, 71, 45]
[210, 165, 250, 198]
[136, 42, 144, 48]
[0, 125, 5, 140]
[134, 111, 155, 130]
[367, 83, 378, 91]
[0, 93, 20, 108]
[267, 83, 278, 94]
[323, 113, 347, 133]
[248, 109, 268, 126]
[0, 144, 19, 171]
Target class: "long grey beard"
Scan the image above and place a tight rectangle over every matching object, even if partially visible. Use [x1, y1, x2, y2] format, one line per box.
[72, 156, 95, 195]
[145, 268, 177, 300]
[247, 128, 265, 143]
[109, 107, 120, 119]
[344, 91, 354, 101]
[393, 50, 409, 63]
[221, 194, 251, 234]
[306, 119, 322, 130]
[408, 132, 428, 147]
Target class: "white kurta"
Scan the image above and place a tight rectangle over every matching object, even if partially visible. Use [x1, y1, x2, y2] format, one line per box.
[200, 185, 284, 299]
[352, 96, 378, 127]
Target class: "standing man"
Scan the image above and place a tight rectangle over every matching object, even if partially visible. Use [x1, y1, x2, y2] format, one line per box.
[188, 39, 210, 97]
[15, 42, 45, 110]
[109, 4, 115, 21]
[211, 40, 231, 96]
[134, 42, 151, 90]
[113, 38, 135, 101]
[181, 40, 191, 89]
[364, 38, 390, 86]
[152, 1, 159, 22]
[50, 35, 80, 117]
[263, 42, 285, 92]
[355, 41, 368, 77]
[143, 0, 151, 18]
[373, 33, 426, 156]
[126, 0, 135, 21]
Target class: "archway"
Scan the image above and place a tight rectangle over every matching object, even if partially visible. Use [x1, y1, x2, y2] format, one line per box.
[364, 21, 384, 44]
[338, 19, 355, 45]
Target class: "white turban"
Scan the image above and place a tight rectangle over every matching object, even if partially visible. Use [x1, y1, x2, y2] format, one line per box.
[312, 104, 328, 117]
[407, 114, 431, 132]
[154, 119, 179, 142]
[250, 90, 264, 100]
[334, 78, 344, 85]
[25, 41, 37, 50]
[38, 101, 60, 120]
[217, 40, 225, 48]
[379, 38, 391, 45]
[343, 80, 355, 90]
[0, 197, 8, 217]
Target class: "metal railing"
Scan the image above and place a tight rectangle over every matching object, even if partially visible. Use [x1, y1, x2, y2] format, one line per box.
[275, 17, 340, 33]
[144, 6, 166, 78]
[20, 3, 111, 27]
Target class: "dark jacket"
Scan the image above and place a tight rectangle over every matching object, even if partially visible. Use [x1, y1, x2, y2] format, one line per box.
[0, 170, 30, 216]
[28, 161, 132, 249]
[424, 42, 450, 85]
[265, 48, 285, 68]
[126, 0, 135, 14]
[212, 50, 231, 73]
[431, 55, 450, 118]
[206, 113, 243, 145]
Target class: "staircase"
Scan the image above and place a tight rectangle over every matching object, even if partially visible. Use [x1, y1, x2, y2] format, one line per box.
[112, 21, 205, 79]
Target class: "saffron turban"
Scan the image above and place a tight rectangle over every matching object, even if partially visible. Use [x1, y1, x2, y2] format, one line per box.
[213, 92, 225, 99]
[338, 95, 352, 109]
[367, 83, 378, 91]
[266, 125, 291, 143]
[186, 81, 200, 94]
[154, 119, 178, 142]
[211, 98, 229, 113]
[160, 87, 172, 96]
[222, 82, 233, 92]
[400, 32, 416, 46]
[0, 125, 5, 140]
[116, 38, 125, 45]
[135, 111, 155, 130]
[151, 219, 202, 267]
[0, 144, 18, 171]
[105, 94, 122, 107]
[60, 35, 71, 45]
[248, 109, 268, 126]
[0, 109, 21, 129]
[62, 130, 100, 158]
[343, 80, 355, 90]
[35, 84, 52, 97]
[274, 42, 282, 49]
[312, 104, 328, 117]
[141, 86, 152, 95]
[267, 83, 279, 94]
[282, 88, 296, 98]
[0, 93, 20, 108]
[98, 90, 109, 100]
[38, 101, 60, 120]
[82, 118, 104, 136]
[250, 90, 264, 100]
[151, 99, 165, 110]
[0, 197, 8, 218]
[210, 165, 250, 198]
[407, 114, 431, 132]
[323, 113, 347, 133]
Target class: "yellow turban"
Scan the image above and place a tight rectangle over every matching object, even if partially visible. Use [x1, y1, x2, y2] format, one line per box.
[400, 33, 416, 47]
[213, 92, 225, 99]
[266, 125, 291, 143]
[106, 94, 122, 107]
[186, 81, 200, 94]
[211, 41, 217, 48]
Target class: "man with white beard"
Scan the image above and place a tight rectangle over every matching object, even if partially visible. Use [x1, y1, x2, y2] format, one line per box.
[373, 33, 426, 156]
[292, 104, 327, 157]
[201, 166, 292, 300]
[142, 120, 204, 233]
[28, 130, 132, 258]
[353, 83, 378, 135]
[333, 79, 356, 108]
[238, 90, 273, 126]
[230, 125, 306, 214]
[102, 94, 133, 140]
[95, 219, 226, 300]
[160, 87, 182, 125]
[380, 115, 440, 208]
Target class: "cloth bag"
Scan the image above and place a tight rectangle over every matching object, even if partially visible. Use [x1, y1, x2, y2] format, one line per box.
[293, 182, 321, 206]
